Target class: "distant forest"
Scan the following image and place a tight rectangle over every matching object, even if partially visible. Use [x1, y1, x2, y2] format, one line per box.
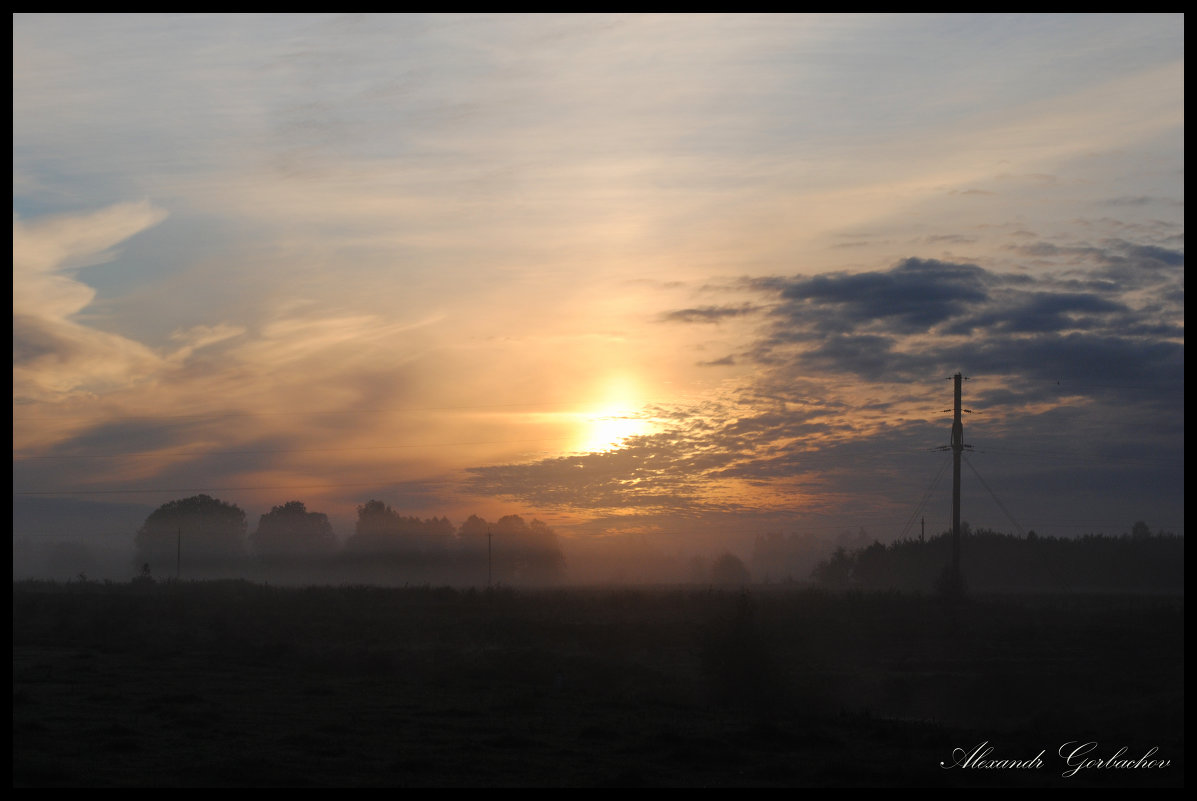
[129, 495, 565, 586]
[798, 523, 1184, 593]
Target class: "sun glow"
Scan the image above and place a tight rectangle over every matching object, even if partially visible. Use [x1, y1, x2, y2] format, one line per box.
[572, 375, 655, 453]
[575, 407, 653, 453]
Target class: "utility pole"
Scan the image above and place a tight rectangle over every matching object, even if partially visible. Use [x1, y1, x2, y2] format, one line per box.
[487, 528, 492, 588]
[176, 526, 182, 581]
[950, 372, 965, 591]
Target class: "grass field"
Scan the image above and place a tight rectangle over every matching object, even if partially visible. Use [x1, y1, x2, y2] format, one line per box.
[12, 581, 1184, 787]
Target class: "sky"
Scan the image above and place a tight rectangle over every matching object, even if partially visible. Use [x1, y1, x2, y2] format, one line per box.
[13, 14, 1185, 562]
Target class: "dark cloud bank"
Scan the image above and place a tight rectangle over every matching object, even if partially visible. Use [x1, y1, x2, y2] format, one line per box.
[470, 242, 1184, 546]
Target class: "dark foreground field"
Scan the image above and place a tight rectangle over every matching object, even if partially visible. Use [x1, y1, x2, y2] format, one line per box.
[12, 581, 1184, 787]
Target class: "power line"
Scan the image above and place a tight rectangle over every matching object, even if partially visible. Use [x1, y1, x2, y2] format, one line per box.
[13, 479, 462, 497]
[12, 394, 717, 425]
[10, 399, 586, 424]
[969, 447, 1177, 466]
[13, 435, 583, 461]
[963, 452, 1026, 538]
[898, 452, 951, 541]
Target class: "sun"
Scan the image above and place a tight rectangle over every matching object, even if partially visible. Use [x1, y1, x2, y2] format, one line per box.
[575, 406, 653, 453]
[571, 375, 654, 453]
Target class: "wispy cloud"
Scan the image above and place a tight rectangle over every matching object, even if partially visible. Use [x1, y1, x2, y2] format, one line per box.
[658, 304, 762, 324]
[13, 202, 168, 400]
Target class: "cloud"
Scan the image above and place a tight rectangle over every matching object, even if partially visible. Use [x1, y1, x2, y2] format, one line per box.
[13, 202, 170, 401]
[11, 200, 454, 504]
[1099, 195, 1158, 207]
[48, 418, 198, 458]
[467, 392, 859, 517]
[13, 313, 79, 365]
[169, 323, 246, 354]
[1105, 241, 1184, 268]
[470, 248, 1183, 537]
[735, 254, 1183, 382]
[943, 292, 1128, 335]
[12, 201, 168, 335]
[658, 304, 762, 324]
[1013, 238, 1184, 295]
[765, 257, 991, 336]
[13, 200, 167, 277]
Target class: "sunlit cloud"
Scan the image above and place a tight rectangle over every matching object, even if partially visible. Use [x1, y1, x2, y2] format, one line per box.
[475, 248, 1183, 538]
[13, 202, 168, 401]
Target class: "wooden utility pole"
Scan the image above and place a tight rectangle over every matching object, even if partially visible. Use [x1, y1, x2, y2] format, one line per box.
[487, 528, 492, 588]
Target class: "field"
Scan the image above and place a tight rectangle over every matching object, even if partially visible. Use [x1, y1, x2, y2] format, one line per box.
[12, 581, 1185, 787]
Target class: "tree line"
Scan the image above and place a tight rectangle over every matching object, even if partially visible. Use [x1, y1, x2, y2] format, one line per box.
[134, 494, 565, 584]
[808, 522, 1184, 593]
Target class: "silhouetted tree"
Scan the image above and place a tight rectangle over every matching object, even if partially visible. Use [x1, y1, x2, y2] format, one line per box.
[812, 546, 853, 588]
[345, 500, 452, 555]
[488, 514, 566, 582]
[353, 499, 400, 540]
[457, 514, 490, 551]
[852, 541, 889, 587]
[251, 501, 337, 557]
[809, 525, 1184, 593]
[710, 552, 751, 586]
[134, 494, 247, 575]
[417, 515, 455, 553]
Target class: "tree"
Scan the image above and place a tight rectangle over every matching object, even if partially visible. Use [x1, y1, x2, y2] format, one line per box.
[812, 546, 853, 588]
[458, 514, 490, 552]
[345, 499, 401, 553]
[852, 541, 889, 588]
[251, 501, 337, 558]
[134, 494, 247, 575]
[489, 514, 566, 582]
[355, 499, 398, 534]
[710, 552, 751, 586]
[345, 500, 453, 555]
